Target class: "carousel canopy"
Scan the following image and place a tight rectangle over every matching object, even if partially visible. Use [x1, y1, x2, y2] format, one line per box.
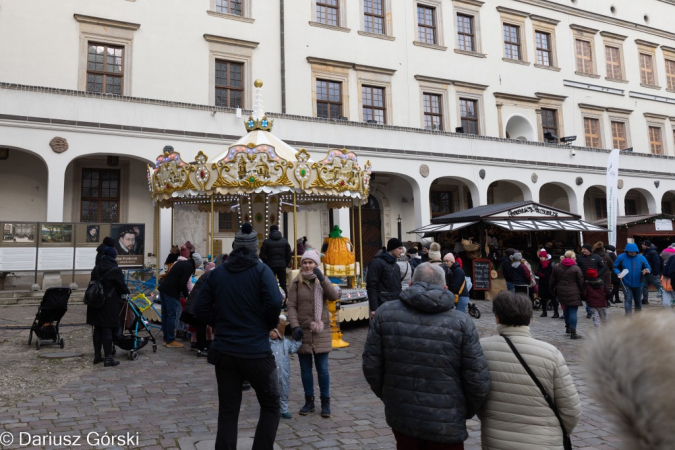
[147, 80, 371, 209]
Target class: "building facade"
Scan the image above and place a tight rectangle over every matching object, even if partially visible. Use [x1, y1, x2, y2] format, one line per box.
[2, 0, 675, 284]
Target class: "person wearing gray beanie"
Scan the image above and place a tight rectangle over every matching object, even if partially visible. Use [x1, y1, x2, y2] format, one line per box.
[232, 223, 259, 254]
[192, 252, 204, 270]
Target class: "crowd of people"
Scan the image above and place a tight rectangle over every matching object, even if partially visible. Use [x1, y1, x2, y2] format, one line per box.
[84, 228, 675, 449]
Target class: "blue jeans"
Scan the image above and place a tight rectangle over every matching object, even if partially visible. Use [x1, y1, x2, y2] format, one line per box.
[624, 286, 643, 314]
[642, 273, 663, 303]
[160, 292, 180, 343]
[506, 282, 515, 292]
[298, 352, 330, 398]
[563, 305, 578, 330]
[456, 296, 469, 313]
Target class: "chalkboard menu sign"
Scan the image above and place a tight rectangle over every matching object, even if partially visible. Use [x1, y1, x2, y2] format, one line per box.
[472, 259, 492, 291]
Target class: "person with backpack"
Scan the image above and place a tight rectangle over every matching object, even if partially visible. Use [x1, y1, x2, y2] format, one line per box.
[550, 251, 585, 339]
[582, 269, 611, 328]
[87, 246, 129, 367]
[395, 249, 412, 290]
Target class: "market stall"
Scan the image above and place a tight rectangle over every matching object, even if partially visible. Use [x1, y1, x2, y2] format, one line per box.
[147, 80, 372, 333]
[584, 214, 675, 251]
[410, 201, 607, 298]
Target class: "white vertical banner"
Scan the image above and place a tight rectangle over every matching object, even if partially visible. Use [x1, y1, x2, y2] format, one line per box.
[606, 149, 620, 247]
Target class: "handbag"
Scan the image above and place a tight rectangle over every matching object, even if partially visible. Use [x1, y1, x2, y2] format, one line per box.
[661, 275, 673, 292]
[502, 335, 573, 450]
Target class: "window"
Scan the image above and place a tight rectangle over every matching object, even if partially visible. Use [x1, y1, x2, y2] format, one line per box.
[317, 0, 339, 26]
[423, 93, 443, 130]
[584, 117, 601, 148]
[215, 61, 243, 108]
[81, 169, 120, 223]
[364, 0, 385, 34]
[86, 43, 124, 94]
[535, 31, 552, 66]
[611, 121, 627, 150]
[417, 5, 437, 45]
[649, 126, 663, 154]
[503, 24, 521, 60]
[640, 53, 655, 85]
[575, 39, 593, 74]
[625, 198, 637, 216]
[316, 79, 342, 119]
[216, 0, 242, 15]
[457, 14, 475, 52]
[362, 85, 386, 124]
[541, 108, 558, 138]
[218, 212, 236, 232]
[664, 201, 673, 215]
[595, 198, 607, 219]
[430, 190, 454, 217]
[460, 98, 479, 135]
[666, 59, 675, 90]
[605, 46, 622, 80]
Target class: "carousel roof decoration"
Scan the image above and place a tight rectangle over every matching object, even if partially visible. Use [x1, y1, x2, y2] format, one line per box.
[147, 79, 371, 208]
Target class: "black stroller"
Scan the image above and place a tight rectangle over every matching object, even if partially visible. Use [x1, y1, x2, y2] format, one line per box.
[28, 287, 71, 350]
[115, 295, 158, 360]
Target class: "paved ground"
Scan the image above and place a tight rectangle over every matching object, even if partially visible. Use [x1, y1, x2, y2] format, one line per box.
[0, 297, 653, 449]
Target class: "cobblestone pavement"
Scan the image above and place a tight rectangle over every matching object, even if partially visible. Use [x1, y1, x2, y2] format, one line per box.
[0, 298, 655, 449]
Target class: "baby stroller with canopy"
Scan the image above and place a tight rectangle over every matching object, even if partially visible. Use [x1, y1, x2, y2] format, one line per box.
[28, 287, 71, 350]
[115, 294, 158, 360]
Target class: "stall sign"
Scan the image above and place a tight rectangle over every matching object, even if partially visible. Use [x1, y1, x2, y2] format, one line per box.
[655, 219, 673, 231]
[506, 205, 559, 218]
[472, 259, 492, 291]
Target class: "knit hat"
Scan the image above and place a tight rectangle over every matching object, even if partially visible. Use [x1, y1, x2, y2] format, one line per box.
[539, 249, 550, 259]
[642, 240, 652, 247]
[301, 249, 322, 267]
[429, 242, 442, 261]
[664, 247, 675, 254]
[582, 244, 593, 251]
[184, 241, 195, 253]
[397, 249, 409, 262]
[103, 246, 117, 259]
[443, 253, 456, 264]
[511, 252, 523, 261]
[103, 236, 114, 247]
[204, 262, 215, 273]
[232, 223, 259, 254]
[605, 244, 616, 252]
[587, 268, 598, 279]
[270, 224, 279, 232]
[592, 241, 605, 251]
[192, 252, 203, 269]
[180, 245, 190, 258]
[386, 237, 403, 252]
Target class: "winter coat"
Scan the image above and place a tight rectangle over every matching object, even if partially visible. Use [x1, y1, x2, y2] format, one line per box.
[606, 250, 619, 283]
[576, 252, 607, 280]
[410, 256, 423, 270]
[194, 249, 282, 357]
[260, 230, 292, 270]
[593, 248, 614, 286]
[501, 257, 513, 282]
[643, 244, 662, 276]
[363, 282, 490, 444]
[366, 252, 402, 312]
[446, 262, 468, 298]
[511, 262, 531, 286]
[164, 252, 179, 266]
[663, 253, 675, 279]
[287, 275, 339, 355]
[613, 244, 651, 288]
[158, 258, 195, 300]
[583, 279, 611, 308]
[536, 260, 554, 299]
[478, 325, 582, 450]
[183, 272, 208, 322]
[396, 260, 412, 290]
[550, 259, 584, 307]
[95, 243, 106, 266]
[86, 256, 130, 328]
[270, 335, 302, 402]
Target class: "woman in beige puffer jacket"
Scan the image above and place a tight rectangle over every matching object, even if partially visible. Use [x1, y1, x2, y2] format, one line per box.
[287, 250, 339, 418]
[478, 291, 581, 450]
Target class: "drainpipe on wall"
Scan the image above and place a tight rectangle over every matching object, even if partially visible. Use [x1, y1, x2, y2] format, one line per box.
[280, 0, 286, 113]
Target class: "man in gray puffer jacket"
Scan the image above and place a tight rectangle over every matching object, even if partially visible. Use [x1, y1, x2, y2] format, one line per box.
[362, 263, 491, 448]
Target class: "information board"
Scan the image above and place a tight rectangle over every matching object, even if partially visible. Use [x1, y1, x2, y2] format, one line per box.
[655, 219, 674, 231]
[38, 248, 75, 271]
[472, 259, 492, 291]
[75, 248, 98, 270]
[0, 248, 37, 271]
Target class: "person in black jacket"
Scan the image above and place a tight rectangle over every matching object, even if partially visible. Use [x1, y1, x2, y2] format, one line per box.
[605, 244, 621, 303]
[260, 225, 292, 298]
[501, 248, 516, 292]
[87, 246, 129, 367]
[577, 244, 608, 317]
[363, 262, 490, 447]
[536, 249, 558, 318]
[183, 262, 216, 356]
[194, 224, 282, 450]
[158, 253, 195, 348]
[366, 238, 403, 318]
[641, 240, 663, 304]
[443, 253, 469, 313]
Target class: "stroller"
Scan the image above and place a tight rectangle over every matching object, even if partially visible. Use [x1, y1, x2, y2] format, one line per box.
[115, 294, 158, 360]
[28, 287, 71, 350]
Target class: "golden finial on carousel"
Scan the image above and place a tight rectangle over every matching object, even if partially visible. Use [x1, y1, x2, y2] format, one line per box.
[254, 79, 263, 88]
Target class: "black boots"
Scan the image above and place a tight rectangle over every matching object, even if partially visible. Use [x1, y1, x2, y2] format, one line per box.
[320, 397, 331, 418]
[551, 309, 560, 318]
[104, 356, 120, 367]
[570, 329, 581, 340]
[93, 354, 104, 365]
[299, 396, 315, 415]
[540, 299, 548, 317]
[565, 324, 571, 334]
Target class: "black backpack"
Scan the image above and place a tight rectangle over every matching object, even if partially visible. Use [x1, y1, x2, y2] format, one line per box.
[84, 266, 106, 309]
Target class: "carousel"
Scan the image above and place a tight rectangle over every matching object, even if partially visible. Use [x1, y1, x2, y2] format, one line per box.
[147, 80, 372, 346]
